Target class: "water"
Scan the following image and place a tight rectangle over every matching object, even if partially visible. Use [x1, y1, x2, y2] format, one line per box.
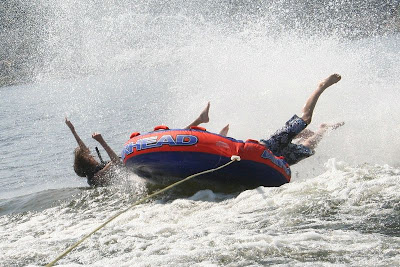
[1, 0, 400, 266]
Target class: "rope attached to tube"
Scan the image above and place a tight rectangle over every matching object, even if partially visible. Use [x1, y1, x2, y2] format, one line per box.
[46, 155, 241, 266]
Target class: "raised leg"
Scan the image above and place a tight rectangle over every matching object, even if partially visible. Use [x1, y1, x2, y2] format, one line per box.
[185, 102, 210, 129]
[301, 74, 341, 125]
[293, 129, 314, 140]
[301, 122, 345, 150]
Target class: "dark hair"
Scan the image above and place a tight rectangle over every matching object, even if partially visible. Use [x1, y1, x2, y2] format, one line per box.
[73, 147, 99, 177]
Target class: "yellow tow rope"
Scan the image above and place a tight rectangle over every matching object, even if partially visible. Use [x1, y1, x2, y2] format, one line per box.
[46, 156, 241, 266]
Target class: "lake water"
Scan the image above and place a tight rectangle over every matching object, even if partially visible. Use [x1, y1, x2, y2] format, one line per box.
[1, 1, 399, 266]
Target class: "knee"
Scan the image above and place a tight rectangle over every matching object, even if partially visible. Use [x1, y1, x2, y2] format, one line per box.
[301, 115, 311, 125]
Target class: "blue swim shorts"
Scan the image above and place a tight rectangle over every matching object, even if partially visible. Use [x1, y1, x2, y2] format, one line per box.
[260, 115, 314, 165]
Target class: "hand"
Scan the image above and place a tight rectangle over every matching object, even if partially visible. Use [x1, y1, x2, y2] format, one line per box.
[65, 117, 74, 130]
[92, 132, 104, 142]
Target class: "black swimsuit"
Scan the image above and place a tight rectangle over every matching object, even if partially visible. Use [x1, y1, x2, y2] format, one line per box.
[86, 163, 108, 186]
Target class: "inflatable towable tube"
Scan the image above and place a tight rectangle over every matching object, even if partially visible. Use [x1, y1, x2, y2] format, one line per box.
[122, 126, 291, 189]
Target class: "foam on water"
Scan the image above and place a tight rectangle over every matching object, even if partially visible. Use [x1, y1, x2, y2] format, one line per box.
[1, 1, 400, 266]
[1, 160, 399, 266]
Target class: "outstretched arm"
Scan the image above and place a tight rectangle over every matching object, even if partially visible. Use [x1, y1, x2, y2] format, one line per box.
[92, 132, 120, 163]
[65, 117, 89, 152]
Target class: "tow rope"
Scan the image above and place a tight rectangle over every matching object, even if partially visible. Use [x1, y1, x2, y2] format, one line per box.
[46, 155, 241, 266]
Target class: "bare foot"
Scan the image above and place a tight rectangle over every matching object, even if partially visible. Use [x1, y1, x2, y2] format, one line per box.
[219, 124, 230, 136]
[198, 102, 210, 124]
[330, 121, 345, 130]
[184, 102, 211, 129]
[319, 121, 345, 130]
[318, 74, 341, 90]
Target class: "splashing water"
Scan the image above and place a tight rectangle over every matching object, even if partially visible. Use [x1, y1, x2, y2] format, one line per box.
[0, 0, 399, 266]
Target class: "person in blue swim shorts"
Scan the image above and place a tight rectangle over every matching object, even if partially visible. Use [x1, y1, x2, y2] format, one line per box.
[189, 74, 344, 166]
[260, 73, 343, 165]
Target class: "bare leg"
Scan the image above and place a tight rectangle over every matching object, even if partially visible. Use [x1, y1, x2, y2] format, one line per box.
[301, 74, 341, 125]
[295, 121, 344, 140]
[294, 129, 314, 140]
[185, 102, 210, 129]
[301, 122, 345, 150]
[218, 124, 230, 136]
